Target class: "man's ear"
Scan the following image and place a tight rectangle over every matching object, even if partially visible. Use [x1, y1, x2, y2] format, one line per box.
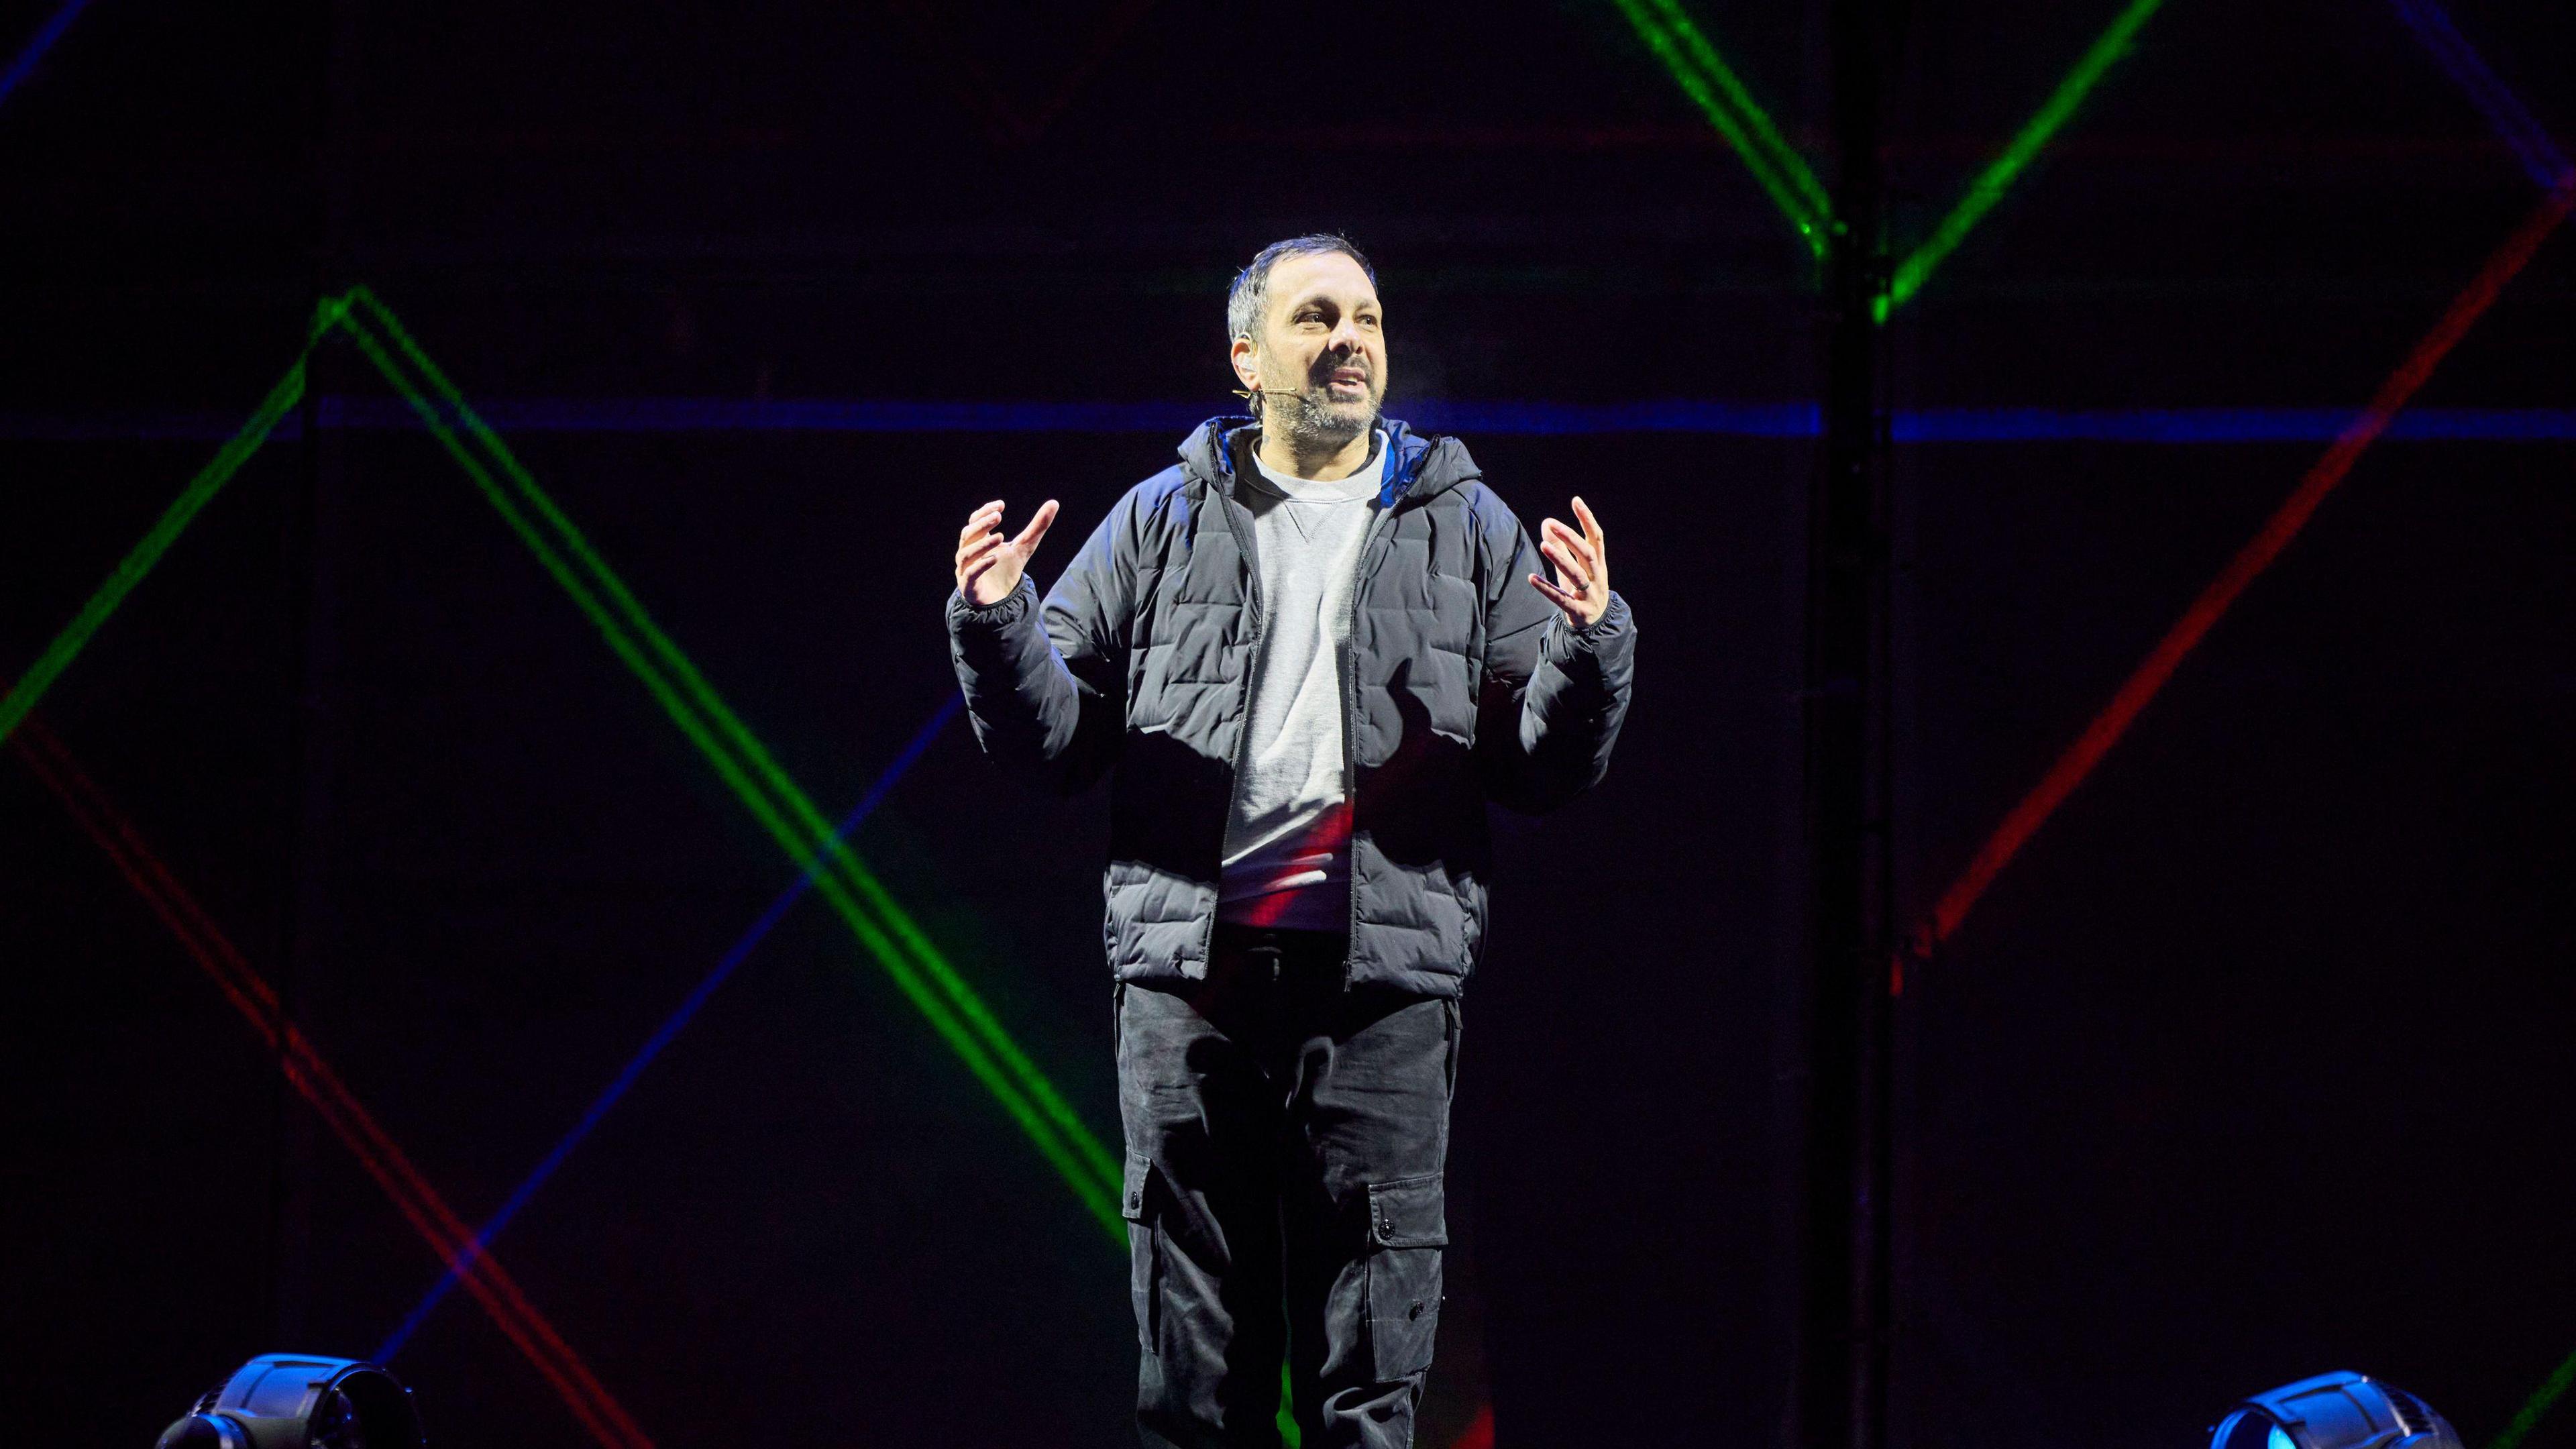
[1230, 336, 1260, 391]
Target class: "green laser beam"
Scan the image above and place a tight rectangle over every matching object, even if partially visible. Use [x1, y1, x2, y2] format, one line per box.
[1640, 0, 1831, 227]
[0, 297, 351, 750]
[1882, 0, 2167, 316]
[1648, 0, 1834, 223]
[344, 317, 1116, 1231]
[334, 292, 1124, 1210]
[1, 285, 1122, 1237]
[2489, 1346, 2576, 1449]
[339, 288, 1117, 1205]
[1608, 0, 1829, 253]
[328, 294, 1124, 1235]
[1606, 0, 2167, 313]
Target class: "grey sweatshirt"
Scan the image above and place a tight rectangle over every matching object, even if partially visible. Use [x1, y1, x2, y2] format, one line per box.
[1216, 432, 1388, 930]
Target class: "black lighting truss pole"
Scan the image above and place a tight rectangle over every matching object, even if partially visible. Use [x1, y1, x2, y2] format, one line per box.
[1795, 0, 1897, 1444]
[272, 0, 364, 1347]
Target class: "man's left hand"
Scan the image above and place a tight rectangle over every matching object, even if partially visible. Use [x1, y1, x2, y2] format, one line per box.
[1531, 496, 1611, 629]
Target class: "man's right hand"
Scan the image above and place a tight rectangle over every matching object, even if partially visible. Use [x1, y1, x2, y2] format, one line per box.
[955, 498, 1061, 607]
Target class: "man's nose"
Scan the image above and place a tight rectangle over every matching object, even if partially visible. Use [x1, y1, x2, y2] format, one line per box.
[1327, 316, 1366, 353]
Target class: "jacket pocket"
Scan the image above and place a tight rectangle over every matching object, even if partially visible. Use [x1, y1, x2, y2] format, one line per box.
[1364, 1173, 1448, 1379]
[1123, 1151, 1161, 1354]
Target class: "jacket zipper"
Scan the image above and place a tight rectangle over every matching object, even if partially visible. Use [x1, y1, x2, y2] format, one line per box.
[1206, 455, 1267, 977]
[1340, 470, 1410, 988]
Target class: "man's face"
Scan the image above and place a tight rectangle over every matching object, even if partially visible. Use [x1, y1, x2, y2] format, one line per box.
[1237, 251, 1389, 447]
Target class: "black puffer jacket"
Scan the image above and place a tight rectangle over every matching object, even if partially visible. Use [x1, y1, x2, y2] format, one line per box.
[946, 417, 1636, 997]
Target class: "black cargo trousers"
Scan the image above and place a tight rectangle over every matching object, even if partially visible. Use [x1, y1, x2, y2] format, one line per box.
[1117, 924, 1459, 1449]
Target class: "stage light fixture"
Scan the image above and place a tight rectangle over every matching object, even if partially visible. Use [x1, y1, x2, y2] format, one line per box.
[2212, 1371, 2463, 1449]
[156, 1355, 423, 1449]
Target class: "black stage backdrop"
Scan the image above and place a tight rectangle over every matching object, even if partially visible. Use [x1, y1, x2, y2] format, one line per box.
[3, 1, 2569, 1446]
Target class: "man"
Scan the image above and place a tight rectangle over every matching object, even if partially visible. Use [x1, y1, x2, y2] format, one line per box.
[945, 235, 1635, 1448]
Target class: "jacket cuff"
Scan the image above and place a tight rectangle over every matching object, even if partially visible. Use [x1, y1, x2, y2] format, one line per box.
[947, 578, 1036, 631]
[1562, 590, 1631, 648]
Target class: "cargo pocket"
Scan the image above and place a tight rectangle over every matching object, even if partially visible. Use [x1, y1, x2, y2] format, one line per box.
[1364, 1173, 1448, 1379]
[1122, 1150, 1160, 1354]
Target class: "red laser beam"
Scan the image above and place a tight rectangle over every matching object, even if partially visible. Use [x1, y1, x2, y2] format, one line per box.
[9, 717, 654, 1449]
[1913, 174, 2576, 968]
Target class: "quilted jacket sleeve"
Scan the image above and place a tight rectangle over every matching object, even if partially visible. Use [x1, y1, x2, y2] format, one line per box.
[1470, 492, 1638, 814]
[944, 494, 1136, 796]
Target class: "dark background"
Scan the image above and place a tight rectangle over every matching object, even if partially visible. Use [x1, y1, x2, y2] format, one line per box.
[3, 1, 2569, 1446]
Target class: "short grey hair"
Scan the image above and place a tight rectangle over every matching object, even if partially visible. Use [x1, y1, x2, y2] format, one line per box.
[1226, 233, 1377, 344]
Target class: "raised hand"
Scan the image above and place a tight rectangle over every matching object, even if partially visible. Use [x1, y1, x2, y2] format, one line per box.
[1530, 495, 1610, 629]
[955, 498, 1060, 608]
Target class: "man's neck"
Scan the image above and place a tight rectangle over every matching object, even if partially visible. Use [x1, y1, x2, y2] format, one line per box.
[1256, 421, 1375, 482]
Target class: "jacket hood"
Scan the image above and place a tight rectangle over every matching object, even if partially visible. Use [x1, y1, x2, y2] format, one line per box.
[1175, 414, 1475, 510]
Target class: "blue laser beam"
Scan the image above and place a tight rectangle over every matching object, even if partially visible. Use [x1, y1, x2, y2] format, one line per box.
[11, 398, 2576, 443]
[1890, 406, 2576, 442]
[2384, 0, 2573, 191]
[374, 693, 964, 1364]
[0, 0, 94, 111]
